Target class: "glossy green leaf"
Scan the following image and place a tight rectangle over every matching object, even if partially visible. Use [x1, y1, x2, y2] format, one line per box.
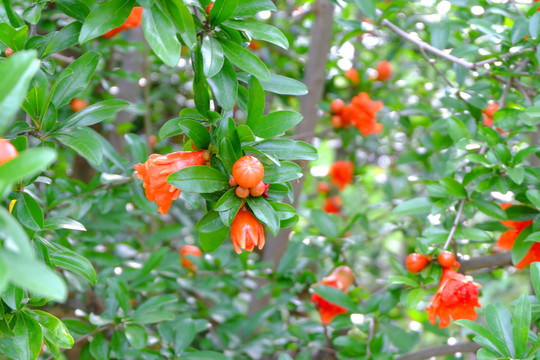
[313, 285, 357, 312]
[199, 226, 229, 253]
[125, 324, 147, 350]
[42, 21, 82, 58]
[79, 0, 135, 43]
[142, 5, 181, 67]
[392, 197, 432, 215]
[512, 294, 531, 358]
[60, 99, 130, 129]
[168, 166, 229, 193]
[225, 20, 288, 49]
[209, 0, 238, 26]
[208, 58, 237, 111]
[249, 110, 302, 138]
[13, 192, 43, 231]
[30, 310, 74, 349]
[263, 161, 303, 183]
[234, 0, 277, 17]
[12, 312, 43, 360]
[247, 196, 280, 235]
[220, 38, 271, 81]
[55, 127, 104, 166]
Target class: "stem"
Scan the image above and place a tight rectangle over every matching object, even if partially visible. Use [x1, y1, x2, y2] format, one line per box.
[395, 342, 481, 360]
[443, 200, 465, 250]
[50, 53, 75, 64]
[459, 252, 512, 273]
[142, 43, 152, 154]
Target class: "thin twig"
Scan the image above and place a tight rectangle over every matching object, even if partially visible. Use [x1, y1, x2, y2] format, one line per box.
[49, 52, 75, 64]
[459, 252, 512, 273]
[443, 200, 465, 250]
[395, 342, 481, 360]
[142, 43, 152, 153]
[418, 47, 456, 88]
[380, 18, 531, 72]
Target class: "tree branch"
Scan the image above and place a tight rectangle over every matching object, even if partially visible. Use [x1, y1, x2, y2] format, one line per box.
[380, 18, 531, 71]
[459, 252, 512, 273]
[395, 342, 482, 360]
[443, 200, 465, 250]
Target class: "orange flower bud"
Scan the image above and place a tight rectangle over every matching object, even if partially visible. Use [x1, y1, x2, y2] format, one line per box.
[5, 47, 13, 57]
[180, 245, 202, 271]
[70, 98, 89, 112]
[229, 176, 238, 187]
[230, 207, 265, 254]
[330, 99, 345, 114]
[206, 2, 214, 15]
[133, 151, 210, 215]
[345, 68, 360, 84]
[232, 156, 264, 188]
[0, 138, 18, 166]
[235, 186, 249, 199]
[249, 181, 266, 197]
[376, 60, 393, 81]
[323, 196, 342, 214]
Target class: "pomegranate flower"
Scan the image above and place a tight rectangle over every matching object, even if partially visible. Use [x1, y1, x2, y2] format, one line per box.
[497, 203, 537, 269]
[425, 268, 481, 328]
[311, 266, 355, 325]
[323, 196, 342, 214]
[328, 161, 354, 190]
[230, 207, 265, 254]
[103, 7, 143, 39]
[345, 92, 384, 136]
[134, 151, 210, 215]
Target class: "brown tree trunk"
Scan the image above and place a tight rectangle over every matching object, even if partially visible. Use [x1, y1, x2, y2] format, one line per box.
[248, 0, 335, 317]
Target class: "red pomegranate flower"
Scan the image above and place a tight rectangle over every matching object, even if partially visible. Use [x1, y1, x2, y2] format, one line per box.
[425, 268, 481, 328]
[343, 92, 383, 136]
[323, 196, 342, 214]
[328, 161, 354, 190]
[497, 203, 537, 269]
[482, 103, 498, 127]
[230, 207, 265, 254]
[345, 68, 360, 84]
[133, 150, 210, 215]
[376, 60, 393, 81]
[311, 266, 355, 324]
[103, 7, 143, 39]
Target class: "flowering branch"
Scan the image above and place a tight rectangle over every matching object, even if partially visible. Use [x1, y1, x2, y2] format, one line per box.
[395, 342, 481, 360]
[442, 199, 465, 250]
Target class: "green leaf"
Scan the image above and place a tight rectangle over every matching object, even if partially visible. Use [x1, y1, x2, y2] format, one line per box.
[196, 211, 226, 233]
[168, 166, 229, 193]
[311, 209, 339, 237]
[439, 178, 467, 198]
[225, 20, 288, 49]
[530, 12, 540, 39]
[142, 5, 181, 67]
[0, 249, 67, 301]
[513, 227, 534, 265]
[507, 167, 525, 185]
[220, 38, 271, 81]
[0, 257, 7, 293]
[51, 51, 100, 109]
[49, 247, 97, 285]
[79, 0, 135, 43]
[474, 200, 506, 220]
[89, 332, 109, 360]
[512, 294, 531, 358]
[270, 202, 296, 220]
[429, 22, 449, 49]
[218, 138, 239, 174]
[55, 0, 90, 21]
[182, 351, 228, 360]
[125, 133, 148, 164]
[61, 99, 130, 129]
[511, 18, 528, 44]
[254, 139, 318, 161]
[247, 75, 265, 125]
[388, 276, 419, 287]
[0, 148, 56, 192]
[238, 73, 308, 95]
[249, 110, 303, 138]
[201, 36, 224, 77]
[177, 120, 211, 150]
[0, 51, 40, 133]
[532, 263, 540, 300]
[1, 0, 24, 27]
[30, 310, 74, 349]
[157, 0, 196, 49]
[209, 0, 238, 26]
[263, 161, 303, 183]
[199, 226, 229, 253]
[125, 324, 147, 350]
[526, 189, 540, 209]
[174, 320, 195, 355]
[42, 21, 82, 58]
[0, 208, 33, 258]
[354, 0, 376, 19]
[456, 319, 508, 355]
[12, 312, 43, 360]
[0, 23, 27, 50]
[246, 197, 280, 236]
[234, 0, 277, 17]
[214, 189, 240, 211]
[207, 58, 237, 111]
[313, 285, 357, 312]
[13, 192, 43, 231]
[447, 117, 470, 142]
[486, 303, 515, 357]
[55, 127, 104, 166]
[392, 197, 432, 215]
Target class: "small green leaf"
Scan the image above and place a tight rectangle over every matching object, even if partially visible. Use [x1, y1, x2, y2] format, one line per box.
[209, 0, 238, 26]
[313, 285, 357, 312]
[79, 0, 135, 43]
[142, 5, 181, 67]
[125, 324, 147, 350]
[55, 127, 104, 166]
[220, 38, 271, 81]
[246, 197, 280, 236]
[249, 110, 303, 138]
[168, 166, 229, 193]
[393, 197, 432, 215]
